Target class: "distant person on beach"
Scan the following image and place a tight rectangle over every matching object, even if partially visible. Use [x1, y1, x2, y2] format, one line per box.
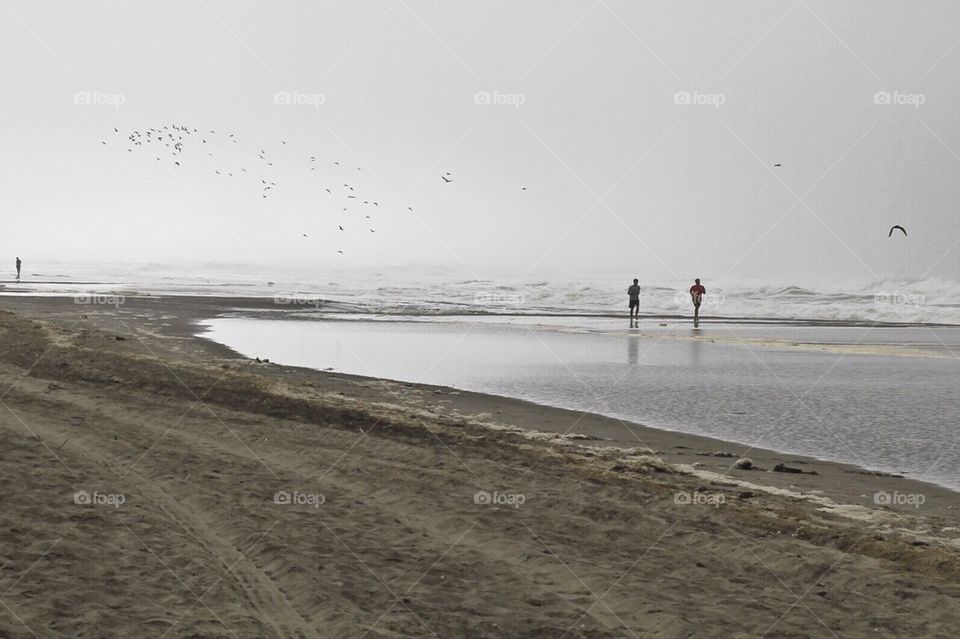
[15, 257, 21, 281]
[627, 279, 641, 326]
[689, 278, 706, 326]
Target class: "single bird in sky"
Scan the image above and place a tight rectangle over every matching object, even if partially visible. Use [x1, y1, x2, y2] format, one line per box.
[441, 175, 452, 183]
[773, 163, 782, 167]
[889, 225, 907, 237]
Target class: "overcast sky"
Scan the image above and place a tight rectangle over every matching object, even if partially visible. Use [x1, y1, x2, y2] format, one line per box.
[2, 1, 960, 284]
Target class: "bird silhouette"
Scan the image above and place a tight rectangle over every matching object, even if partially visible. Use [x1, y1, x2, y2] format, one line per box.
[889, 225, 907, 237]
[773, 163, 782, 167]
[441, 175, 452, 183]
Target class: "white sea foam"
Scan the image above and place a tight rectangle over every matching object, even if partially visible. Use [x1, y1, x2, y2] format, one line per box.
[4, 262, 960, 325]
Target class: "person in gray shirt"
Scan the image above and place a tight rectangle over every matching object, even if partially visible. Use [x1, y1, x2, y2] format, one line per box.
[627, 278, 641, 327]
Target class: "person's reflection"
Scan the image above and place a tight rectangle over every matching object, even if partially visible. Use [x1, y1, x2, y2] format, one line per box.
[627, 334, 639, 364]
[689, 334, 703, 367]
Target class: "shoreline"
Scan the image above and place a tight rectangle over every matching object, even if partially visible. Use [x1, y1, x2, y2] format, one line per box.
[2, 293, 960, 636]
[3, 289, 959, 328]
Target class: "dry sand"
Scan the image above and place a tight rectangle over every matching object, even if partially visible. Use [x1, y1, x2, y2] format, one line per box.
[1, 295, 959, 638]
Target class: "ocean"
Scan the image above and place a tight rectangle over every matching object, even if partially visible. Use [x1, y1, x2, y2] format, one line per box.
[3, 261, 960, 325]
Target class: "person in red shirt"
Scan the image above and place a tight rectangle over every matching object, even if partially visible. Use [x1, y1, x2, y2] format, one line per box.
[689, 278, 706, 326]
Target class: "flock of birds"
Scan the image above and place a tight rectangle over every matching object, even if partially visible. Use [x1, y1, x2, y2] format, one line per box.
[102, 132, 905, 251]
[100, 124, 518, 255]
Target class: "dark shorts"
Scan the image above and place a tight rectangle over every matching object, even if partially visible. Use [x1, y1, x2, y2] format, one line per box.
[629, 299, 640, 309]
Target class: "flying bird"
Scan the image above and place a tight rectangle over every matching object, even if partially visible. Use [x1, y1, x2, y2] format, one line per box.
[441, 175, 452, 183]
[889, 225, 907, 237]
[773, 163, 782, 167]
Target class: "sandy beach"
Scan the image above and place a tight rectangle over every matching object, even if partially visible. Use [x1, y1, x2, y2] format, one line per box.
[0, 295, 957, 638]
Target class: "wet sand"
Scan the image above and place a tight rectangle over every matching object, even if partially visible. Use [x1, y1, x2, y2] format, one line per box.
[1, 294, 960, 638]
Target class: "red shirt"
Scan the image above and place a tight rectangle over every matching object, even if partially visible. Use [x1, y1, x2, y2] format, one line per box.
[690, 284, 705, 295]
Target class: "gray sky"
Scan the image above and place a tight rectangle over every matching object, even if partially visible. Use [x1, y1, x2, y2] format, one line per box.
[2, 1, 960, 284]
